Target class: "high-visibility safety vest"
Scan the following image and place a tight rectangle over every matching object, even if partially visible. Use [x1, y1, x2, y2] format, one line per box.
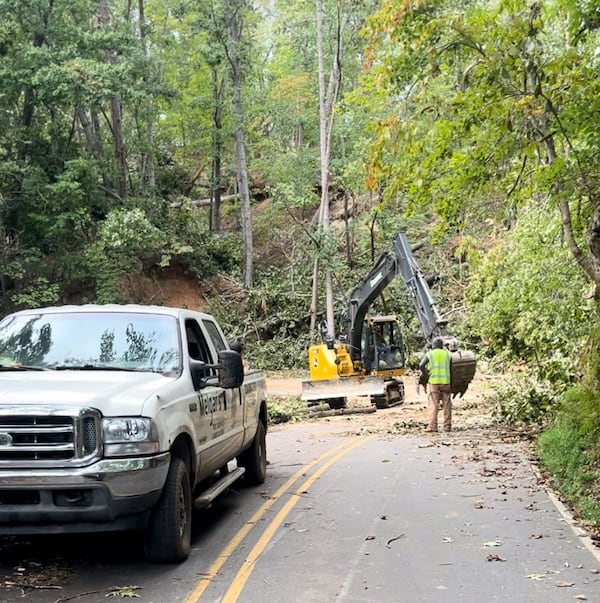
[426, 348, 451, 384]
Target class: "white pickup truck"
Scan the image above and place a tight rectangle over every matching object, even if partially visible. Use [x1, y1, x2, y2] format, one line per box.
[0, 304, 268, 562]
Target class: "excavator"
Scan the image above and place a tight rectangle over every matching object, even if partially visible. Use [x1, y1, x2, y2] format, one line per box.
[301, 231, 476, 409]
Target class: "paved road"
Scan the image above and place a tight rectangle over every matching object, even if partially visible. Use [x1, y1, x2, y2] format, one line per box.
[1, 422, 599, 602]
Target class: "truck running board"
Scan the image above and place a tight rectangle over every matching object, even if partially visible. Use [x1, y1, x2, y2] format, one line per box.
[193, 466, 246, 509]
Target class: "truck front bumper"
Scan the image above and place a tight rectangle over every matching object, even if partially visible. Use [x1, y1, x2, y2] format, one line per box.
[0, 453, 170, 534]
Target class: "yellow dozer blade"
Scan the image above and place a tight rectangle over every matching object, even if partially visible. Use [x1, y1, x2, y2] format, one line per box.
[301, 375, 385, 402]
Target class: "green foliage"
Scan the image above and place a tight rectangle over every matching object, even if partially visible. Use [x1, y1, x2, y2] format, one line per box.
[558, 385, 600, 440]
[357, 0, 600, 256]
[83, 203, 243, 303]
[268, 397, 306, 425]
[487, 371, 565, 425]
[465, 203, 594, 383]
[10, 278, 60, 310]
[0, 248, 61, 312]
[207, 269, 313, 371]
[246, 336, 311, 371]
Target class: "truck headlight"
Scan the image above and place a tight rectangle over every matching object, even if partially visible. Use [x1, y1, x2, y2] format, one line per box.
[102, 417, 160, 457]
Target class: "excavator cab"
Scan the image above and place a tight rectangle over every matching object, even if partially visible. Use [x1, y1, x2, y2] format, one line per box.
[364, 316, 405, 374]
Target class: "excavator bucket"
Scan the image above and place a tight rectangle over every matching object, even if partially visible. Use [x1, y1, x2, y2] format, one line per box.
[419, 349, 477, 398]
[301, 375, 385, 402]
[450, 350, 477, 398]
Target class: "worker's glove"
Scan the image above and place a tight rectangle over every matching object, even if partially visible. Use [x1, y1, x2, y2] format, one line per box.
[417, 370, 428, 393]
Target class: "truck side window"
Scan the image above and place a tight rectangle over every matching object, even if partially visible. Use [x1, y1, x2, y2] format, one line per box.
[184, 320, 216, 376]
[203, 320, 227, 353]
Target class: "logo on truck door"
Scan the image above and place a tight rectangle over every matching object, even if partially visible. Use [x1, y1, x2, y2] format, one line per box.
[198, 391, 226, 415]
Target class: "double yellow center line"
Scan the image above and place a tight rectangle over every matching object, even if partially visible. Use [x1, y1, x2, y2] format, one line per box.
[185, 435, 372, 603]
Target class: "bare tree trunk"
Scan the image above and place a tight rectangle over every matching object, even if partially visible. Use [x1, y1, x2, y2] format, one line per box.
[76, 108, 113, 191]
[138, 0, 155, 189]
[310, 0, 342, 338]
[99, 0, 127, 199]
[224, 0, 253, 287]
[211, 68, 225, 233]
[111, 97, 127, 199]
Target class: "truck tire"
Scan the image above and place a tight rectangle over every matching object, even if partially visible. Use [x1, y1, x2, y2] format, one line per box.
[238, 421, 267, 485]
[144, 456, 192, 563]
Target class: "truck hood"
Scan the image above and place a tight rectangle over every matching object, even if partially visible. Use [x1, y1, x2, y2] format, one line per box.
[0, 371, 176, 416]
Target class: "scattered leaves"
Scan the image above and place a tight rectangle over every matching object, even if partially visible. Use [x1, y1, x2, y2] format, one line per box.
[526, 570, 560, 580]
[106, 585, 142, 598]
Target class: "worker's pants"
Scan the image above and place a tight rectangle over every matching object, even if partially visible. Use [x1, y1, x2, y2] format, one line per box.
[428, 383, 452, 431]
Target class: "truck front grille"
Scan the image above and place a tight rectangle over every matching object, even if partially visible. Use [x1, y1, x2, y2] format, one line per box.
[0, 407, 101, 468]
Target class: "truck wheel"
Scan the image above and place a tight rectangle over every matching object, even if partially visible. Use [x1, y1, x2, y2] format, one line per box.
[238, 421, 267, 485]
[144, 456, 192, 563]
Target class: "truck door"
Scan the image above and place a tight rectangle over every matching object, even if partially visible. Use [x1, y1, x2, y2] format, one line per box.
[185, 319, 243, 478]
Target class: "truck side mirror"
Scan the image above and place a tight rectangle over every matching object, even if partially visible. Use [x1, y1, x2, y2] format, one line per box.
[189, 350, 244, 390]
[217, 350, 244, 389]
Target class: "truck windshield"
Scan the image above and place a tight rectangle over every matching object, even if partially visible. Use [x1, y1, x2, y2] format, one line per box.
[0, 312, 181, 373]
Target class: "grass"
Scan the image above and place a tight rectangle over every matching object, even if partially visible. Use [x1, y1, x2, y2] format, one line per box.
[537, 417, 600, 531]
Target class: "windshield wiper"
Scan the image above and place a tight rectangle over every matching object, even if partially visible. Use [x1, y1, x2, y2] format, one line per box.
[53, 364, 141, 371]
[0, 364, 50, 371]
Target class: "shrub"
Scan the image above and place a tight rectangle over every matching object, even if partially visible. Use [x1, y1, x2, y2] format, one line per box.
[487, 370, 564, 425]
[268, 398, 306, 425]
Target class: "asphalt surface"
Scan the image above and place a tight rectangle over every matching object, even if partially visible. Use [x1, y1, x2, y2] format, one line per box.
[0, 421, 599, 603]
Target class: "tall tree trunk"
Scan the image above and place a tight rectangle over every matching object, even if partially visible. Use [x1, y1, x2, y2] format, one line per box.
[310, 0, 342, 338]
[99, 0, 127, 199]
[76, 108, 113, 191]
[111, 97, 127, 199]
[138, 0, 155, 190]
[224, 0, 253, 287]
[211, 68, 225, 233]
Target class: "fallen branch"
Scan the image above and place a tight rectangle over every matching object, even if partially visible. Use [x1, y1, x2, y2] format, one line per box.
[3, 581, 62, 590]
[386, 533, 405, 549]
[308, 406, 376, 418]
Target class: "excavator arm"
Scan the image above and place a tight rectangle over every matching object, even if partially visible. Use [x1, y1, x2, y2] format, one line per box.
[348, 231, 448, 357]
[346, 231, 476, 397]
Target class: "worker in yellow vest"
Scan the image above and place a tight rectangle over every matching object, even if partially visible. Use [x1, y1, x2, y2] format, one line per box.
[419, 337, 453, 432]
